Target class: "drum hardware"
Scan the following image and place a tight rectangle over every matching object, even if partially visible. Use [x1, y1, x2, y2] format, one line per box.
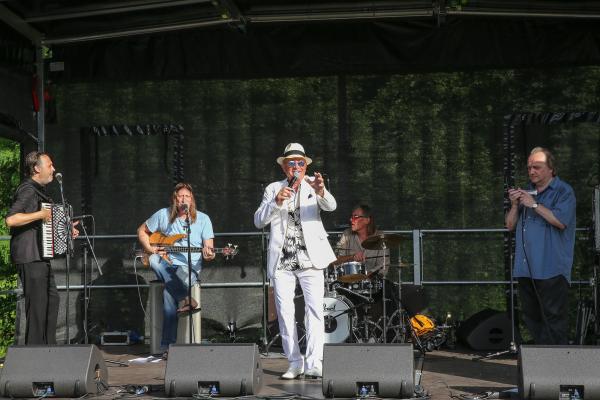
[334, 285, 374, 304]
[352, 313, 383, 343]
[361, 233, 402, 343]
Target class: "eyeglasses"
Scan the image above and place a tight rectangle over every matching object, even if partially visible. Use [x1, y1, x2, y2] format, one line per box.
[351, 215, 368, 220]
[286, 160, 306, 168]
[176, 194, 192, 199]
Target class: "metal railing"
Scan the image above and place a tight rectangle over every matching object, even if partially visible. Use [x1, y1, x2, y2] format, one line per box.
[1, 227, 592, 293]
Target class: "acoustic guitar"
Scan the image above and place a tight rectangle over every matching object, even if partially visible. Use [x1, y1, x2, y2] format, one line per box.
[137, 232, 238, 266]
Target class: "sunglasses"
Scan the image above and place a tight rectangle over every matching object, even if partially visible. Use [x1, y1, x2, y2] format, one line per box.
[351, 215, 368, 220]
[286, 160, 306, 167]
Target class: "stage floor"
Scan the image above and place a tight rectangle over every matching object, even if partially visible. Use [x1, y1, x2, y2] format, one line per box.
[94, 344, 518, 399]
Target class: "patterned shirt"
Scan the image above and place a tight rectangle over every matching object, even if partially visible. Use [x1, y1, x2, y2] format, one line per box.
[278, 191, 312, 271]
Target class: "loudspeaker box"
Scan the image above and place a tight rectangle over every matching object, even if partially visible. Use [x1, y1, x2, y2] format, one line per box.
[0, 345, 108, 398]
[165, 343, 262, 397]
[457, 308, 512, 350]
[322, 343, 414, 398]
[519, 345, 600, 400]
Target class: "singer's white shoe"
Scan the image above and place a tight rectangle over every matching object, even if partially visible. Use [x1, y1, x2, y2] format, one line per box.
[304, 366, 322, 378]
[281, 366, 304, 380]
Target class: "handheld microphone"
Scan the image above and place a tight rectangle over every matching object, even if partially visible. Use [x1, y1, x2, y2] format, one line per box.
[55, 172, 63, 185]
[181, 203, 189, 214]
[288, 171, 300, 188]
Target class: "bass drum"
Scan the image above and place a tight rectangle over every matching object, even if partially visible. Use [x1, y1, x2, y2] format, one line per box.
[321, 296, 355, 343]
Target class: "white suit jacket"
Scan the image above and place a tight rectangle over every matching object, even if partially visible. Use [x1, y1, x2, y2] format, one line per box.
[254, 178, 337, 279]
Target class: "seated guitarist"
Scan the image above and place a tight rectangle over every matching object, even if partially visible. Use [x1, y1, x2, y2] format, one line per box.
[137, 182, 215, 352]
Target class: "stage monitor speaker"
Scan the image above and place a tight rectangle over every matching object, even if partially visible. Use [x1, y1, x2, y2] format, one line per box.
[322, 343, 414, 398]
[164, 343, 262, 397]
[0, 345, 108, 398]
[519, 345, 600, 400]
[457, 308, 511, 350]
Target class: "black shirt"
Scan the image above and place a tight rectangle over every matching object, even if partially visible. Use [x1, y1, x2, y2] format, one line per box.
[7, 178, 51, 264]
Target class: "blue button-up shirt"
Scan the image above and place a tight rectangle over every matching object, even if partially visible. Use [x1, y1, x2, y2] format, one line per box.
[513, 176, 576, 282]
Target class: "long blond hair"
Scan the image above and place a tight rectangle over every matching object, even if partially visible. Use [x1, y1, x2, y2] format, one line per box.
[169, 182, 197, 224]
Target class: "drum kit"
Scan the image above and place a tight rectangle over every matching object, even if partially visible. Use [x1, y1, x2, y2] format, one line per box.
[320, 233, 445, 351]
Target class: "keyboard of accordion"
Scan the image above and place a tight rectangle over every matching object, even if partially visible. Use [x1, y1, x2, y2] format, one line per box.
[41, 202, 69, 258]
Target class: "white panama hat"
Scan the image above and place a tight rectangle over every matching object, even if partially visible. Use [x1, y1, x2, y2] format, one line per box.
[276, 142, 313, 166]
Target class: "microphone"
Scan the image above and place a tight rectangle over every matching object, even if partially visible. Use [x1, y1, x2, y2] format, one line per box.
[55, 172, 63, 185]
[181, 204, 189, 214]
[288, 171, 300, 188]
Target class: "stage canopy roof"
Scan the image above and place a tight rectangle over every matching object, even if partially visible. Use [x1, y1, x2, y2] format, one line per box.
[2, 1, 600, 80]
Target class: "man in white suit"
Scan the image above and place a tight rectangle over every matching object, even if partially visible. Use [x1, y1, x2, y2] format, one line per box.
[254, 143, 337, 379]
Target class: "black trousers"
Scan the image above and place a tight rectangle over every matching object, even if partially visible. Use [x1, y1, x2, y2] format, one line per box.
[17, 261, 59, 345]
[518, 275, 569, 345]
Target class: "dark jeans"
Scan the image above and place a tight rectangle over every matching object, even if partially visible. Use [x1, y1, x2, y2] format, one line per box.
[518, 275, 569, 345]
[17, 261, 59, 345]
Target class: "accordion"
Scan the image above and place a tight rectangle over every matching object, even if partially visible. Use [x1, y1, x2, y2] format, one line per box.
[40, 202, 71, 259]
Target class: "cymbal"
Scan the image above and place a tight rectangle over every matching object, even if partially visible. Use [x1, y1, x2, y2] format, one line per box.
[361, 233, 402, 250]
[389, 262, 412, 268]
[337, 274, 369, 283]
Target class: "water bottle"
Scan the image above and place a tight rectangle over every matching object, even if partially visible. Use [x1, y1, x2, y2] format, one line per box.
[210, 384, 219, 395]
[359, 385, 368, 397]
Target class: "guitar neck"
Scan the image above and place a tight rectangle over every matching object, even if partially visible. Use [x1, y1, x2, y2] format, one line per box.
[162, 246, 228, 254]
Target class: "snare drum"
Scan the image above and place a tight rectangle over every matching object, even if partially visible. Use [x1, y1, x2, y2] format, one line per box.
[337, 261, 365, 278]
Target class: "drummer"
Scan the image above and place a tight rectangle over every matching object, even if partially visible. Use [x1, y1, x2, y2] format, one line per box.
[333, 204, 389, 276]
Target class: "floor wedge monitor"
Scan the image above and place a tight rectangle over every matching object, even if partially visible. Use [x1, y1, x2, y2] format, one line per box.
[0, 345, 108, 398]
[519, 345, 600, 400]
[322, 343, 414, 398]
[164, 343, 262, 397]
[457, 308, 512, 350]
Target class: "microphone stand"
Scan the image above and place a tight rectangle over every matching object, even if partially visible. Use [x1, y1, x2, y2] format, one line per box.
[478, 219, 519, 360]
[56, 177, 73, 344]
[185, 209, 194, 343]
[258, 182, 269, 353]
[77, 216, 103, 344]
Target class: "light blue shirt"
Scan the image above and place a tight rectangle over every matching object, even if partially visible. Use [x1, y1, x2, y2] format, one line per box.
[513, 177, 576, 282]
[146, 207, 214, 270]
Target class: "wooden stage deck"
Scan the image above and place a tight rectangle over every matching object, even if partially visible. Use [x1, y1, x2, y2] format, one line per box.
[90, 344, 518, 399]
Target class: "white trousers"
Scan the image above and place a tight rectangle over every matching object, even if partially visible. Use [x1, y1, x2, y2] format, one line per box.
[272, 267, 325, 370]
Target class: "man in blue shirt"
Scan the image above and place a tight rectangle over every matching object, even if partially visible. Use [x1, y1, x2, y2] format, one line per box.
[505, 147, 576, 345]
[138, 182, 215, 351]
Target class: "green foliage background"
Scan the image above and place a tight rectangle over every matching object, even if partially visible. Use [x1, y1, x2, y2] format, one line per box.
[1, 66, 600, 347]
[0, 138, 19, 356]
